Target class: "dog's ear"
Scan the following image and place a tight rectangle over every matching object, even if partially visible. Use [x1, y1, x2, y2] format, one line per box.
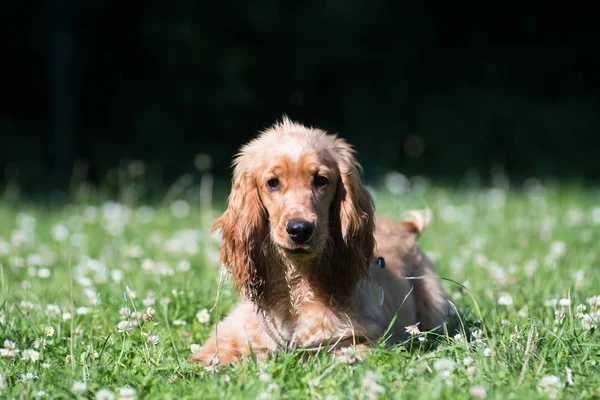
[211, 157, 268, 303]
[329, 138, 375, 296]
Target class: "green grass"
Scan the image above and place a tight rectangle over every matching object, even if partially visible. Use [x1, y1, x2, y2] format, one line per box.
[1, 178, 600, 399]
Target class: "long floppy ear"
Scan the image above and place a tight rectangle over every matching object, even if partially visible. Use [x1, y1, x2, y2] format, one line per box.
[328, 138, 375, 297]
[210, 158, 268, 303]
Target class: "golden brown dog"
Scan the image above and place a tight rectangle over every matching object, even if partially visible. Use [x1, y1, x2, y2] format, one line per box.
[191, 117, 448, 365]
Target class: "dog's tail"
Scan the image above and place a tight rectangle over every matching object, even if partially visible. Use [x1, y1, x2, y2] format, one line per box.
[400, 208, 432, 244]
[401, 208, 449, 331]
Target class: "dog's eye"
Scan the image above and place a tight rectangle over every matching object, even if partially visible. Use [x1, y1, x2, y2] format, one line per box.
[267, 178, 280, 190]
[314, 175, 329, 188]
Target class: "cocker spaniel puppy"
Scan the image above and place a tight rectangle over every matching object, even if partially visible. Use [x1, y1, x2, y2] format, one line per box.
[191, 117, 448, 365]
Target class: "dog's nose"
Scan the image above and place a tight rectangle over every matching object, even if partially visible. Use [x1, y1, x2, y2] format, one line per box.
[286, 220, 314, 244]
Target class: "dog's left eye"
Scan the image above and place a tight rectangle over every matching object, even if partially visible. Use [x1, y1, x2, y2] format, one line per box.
[267, 178, 280, 191]
[314, 175, 329, 188]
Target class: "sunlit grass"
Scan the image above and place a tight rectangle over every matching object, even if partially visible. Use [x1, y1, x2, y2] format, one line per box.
[1, 173, 599, 399]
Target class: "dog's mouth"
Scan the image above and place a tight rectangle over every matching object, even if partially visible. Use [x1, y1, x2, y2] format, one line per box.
[277, 244, 315, 256]
[279, 245, 311, 254]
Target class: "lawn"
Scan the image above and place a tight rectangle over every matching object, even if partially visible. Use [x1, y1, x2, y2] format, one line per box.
[1, 173, 599, 399]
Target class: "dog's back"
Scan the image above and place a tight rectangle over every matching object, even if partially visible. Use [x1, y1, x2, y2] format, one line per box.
[353, 212, 448, 344]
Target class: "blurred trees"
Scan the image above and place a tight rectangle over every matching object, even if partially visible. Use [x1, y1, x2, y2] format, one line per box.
[1, 1, 599, 193]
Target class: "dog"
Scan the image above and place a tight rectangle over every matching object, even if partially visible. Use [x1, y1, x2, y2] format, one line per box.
[191, 117, 448, 365]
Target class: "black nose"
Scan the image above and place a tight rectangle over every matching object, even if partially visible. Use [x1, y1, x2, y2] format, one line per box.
[286, 220, 314, 244]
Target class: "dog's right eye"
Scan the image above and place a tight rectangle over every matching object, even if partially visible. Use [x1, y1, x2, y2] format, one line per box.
[267, 178, 280, 191]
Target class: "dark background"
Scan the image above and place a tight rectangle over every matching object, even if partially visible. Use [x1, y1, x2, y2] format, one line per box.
[2, 1, 599, 197]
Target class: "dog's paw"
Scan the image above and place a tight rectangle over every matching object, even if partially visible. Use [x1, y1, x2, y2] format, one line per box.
[189, 347, 219, 366]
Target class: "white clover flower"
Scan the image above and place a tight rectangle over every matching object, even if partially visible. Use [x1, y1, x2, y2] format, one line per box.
[259, 371, 272, 382]
[76, 307, 91, 315]
[483, 348, 492, 357]
[63, 312, 72, 321]
[46, 304, 61, 318]
[20, 300, 37, 312]
[565, 208, 584, 226]
[147, 335, 161, 346]
[463, 356, 474, 366]
[131, 312, 142, 325]
[469, 386, 487, 398]
[118, 386, 136, 400]
[72, 381, 87, 395]
[559, 298, 571, 307]
[497, 295, 513, 306]
[141, 258, 155, 272]
[3, 339, 16, 349]
[1, 347, 19, 359]
[16, 212, 37, 230]
[11, 230, 28, 247]
[537, 375, 561, 399]
[361, 371, 385, 399]
[550, 241, 567, 258]
[111, 269, 124, 283]
[171, 200, 191, 218]
[143, 307, 156, 322]
[433, 358, 455, 378]
[581, 314, 597, 331]
[466, 365, 477, 376]
[587, 295, 600, 308]
[143, 297, 155, 307]
[42, 362, 51, 369]
[0, 239, 10, 255]
[554, 311, 565, 325]
[95, 388, 115, 400]
[576, 304, 587, 318]
[591, 207, 600, 224]
[117, 321, 132, 335]
[119, 307, 131, 319]
[78, 277, 93, 287]
[405, 322, 421, 335]
[544, 298, 559, 308]
[38, 268, 51, 278]
[196, 309, 210, 324]
[336, 346, 362, 365]
[384, 171, 408, 194]
[177, 260, 191, 272]
[190, 344, 202, 354]
[135, 206, 155, 224]
[51, 224, 69, 242]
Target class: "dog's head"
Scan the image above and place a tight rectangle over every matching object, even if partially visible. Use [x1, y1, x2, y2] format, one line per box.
[212, 117, 375, 302]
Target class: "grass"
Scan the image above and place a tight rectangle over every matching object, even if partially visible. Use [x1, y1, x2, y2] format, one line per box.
[1, 174, 600, 399]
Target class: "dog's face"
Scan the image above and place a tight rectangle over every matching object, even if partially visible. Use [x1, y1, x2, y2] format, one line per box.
[258, 149, 339, 260]
[212, 117, 375, 302]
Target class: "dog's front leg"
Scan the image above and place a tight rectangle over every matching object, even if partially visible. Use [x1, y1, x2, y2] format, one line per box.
[190, 303, 270, 366]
